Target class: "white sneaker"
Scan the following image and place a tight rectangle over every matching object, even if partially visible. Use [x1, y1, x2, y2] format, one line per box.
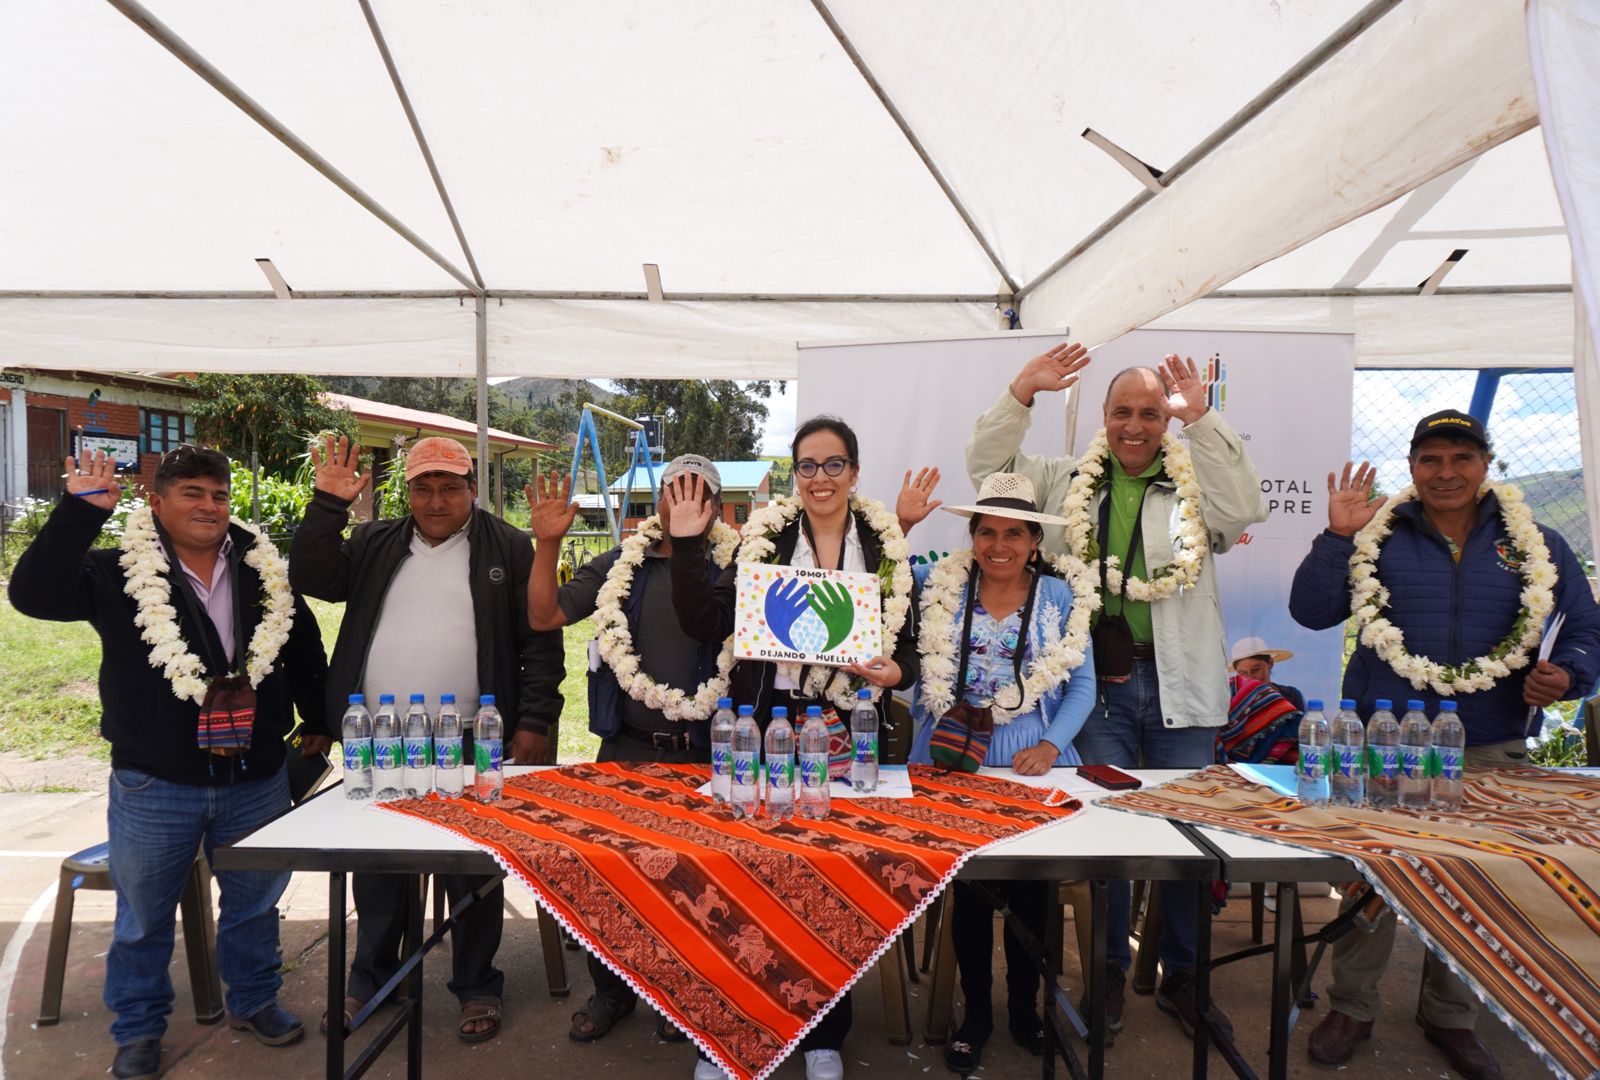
[804, 1049, 844, 1080]
[693, 1059, 730, 1080]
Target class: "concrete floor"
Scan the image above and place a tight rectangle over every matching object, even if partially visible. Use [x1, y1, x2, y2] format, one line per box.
[0, 774, 1550, 1080]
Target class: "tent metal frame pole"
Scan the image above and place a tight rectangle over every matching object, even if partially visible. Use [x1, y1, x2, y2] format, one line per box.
[103, 0, 482, 296]
[0, 289, 998, 303]
[358, 0, 486, 291]
[1014, 0, 1406, 302]
[1204, 285, 1573, 298]
[809, 0, 1019, 297]
[475, 293, 489, 509]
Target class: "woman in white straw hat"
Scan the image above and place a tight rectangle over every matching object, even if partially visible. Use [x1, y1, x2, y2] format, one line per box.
[906, 472, 1098, 1072]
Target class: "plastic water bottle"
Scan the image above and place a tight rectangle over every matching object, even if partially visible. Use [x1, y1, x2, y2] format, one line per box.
[709, 697, 736, 804]
[1366, 701, 1402, 809]
[474, 694, 504, 802]
[1397, 701, 1433, 809]
[797, 705, 832, 820]
[340, 694, 374, 801]
[1330, 699, 1366, 807]
[434, 694, 464, 797]
[731, 705, 761, 818]
[1296, 699, 1329, 806]
[1431, 701, 1466, 811]
[403, 694, 433, 797]
[372, 694, 403, 801]
[765, 707, 796, 821]
[850, 689, 879, 793]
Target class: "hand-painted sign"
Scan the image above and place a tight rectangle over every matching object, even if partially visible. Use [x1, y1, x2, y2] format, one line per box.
[733, 563, 882, 666]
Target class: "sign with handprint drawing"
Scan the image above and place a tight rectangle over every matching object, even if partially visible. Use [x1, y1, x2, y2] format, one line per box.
[733, 564, 883, 666]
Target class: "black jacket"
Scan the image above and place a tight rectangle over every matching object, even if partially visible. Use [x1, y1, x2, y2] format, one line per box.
[669, 516, 920, 722]
[8, 493, 329, 785]
[289, 490, 563, 737]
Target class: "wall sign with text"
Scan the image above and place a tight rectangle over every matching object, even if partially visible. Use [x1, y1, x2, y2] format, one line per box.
[733, 564, 883, 666]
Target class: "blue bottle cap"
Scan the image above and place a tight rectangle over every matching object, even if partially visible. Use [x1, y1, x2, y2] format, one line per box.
[857, 688, 872, 699]
[480, 694, 495, 705]
[1374, 699, 1392, 710]
[1339, 699, 1356, 710]
[1407, 700, 1425, 711]
[1306, 699, 1323, 711]
[348, 693, 365, 704]
[772, 707, 788, 719]
[717, 697, 733, 709]
[737, 705, 754, 716]
[806, 705, 822, 716]
[1439, 701, 1458, 711]
[379, 694, 395, 704]
[441, 693, 455, 703]
[410, 693, 425, 703]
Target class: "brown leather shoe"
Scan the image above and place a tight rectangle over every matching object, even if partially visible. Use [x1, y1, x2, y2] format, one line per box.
[1307, 1009, 1372, 1064]
[1419, 1019, 1502, 1080]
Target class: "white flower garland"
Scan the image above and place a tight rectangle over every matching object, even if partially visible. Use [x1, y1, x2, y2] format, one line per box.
[1059, 430, 1208, 602]
[591, 514, 741, 722]
[118, 506, 296, 706]
[1349, 482, 1555, 695]
[917, 548, 1100, 721]
[737, 493, 914, 712]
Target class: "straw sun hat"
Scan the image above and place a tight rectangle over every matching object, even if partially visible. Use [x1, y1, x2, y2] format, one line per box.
[940, 473, 1070, 527]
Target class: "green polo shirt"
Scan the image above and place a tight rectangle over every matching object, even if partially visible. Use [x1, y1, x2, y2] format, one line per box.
[1099, 453, 1163, 643]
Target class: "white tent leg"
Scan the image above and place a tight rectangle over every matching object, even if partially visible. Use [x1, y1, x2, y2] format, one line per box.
[476, 293, 489, 510]
[1575, 295, 1600, 577]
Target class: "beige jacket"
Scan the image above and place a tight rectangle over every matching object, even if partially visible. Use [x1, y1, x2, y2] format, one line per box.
[966, 389, 1267, 727]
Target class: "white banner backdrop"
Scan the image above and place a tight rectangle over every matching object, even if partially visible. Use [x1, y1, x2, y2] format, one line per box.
[1073, 328, 1355, 706]
[797, 330, 1069, 564]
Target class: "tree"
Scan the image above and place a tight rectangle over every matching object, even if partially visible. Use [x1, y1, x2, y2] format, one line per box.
[595, 380, 782, 468]
[185, 374, 357, 476]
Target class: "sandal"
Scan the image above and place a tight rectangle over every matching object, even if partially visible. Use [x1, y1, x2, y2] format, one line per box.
[568, 993, 636, 1043]
[459, 998, 502, 1044]
[319, 995, 365, 1037]
[1009, 1012, 1047, 1056]
[656, 1014, 689, 1043]
[943, 1037, 984, 1075]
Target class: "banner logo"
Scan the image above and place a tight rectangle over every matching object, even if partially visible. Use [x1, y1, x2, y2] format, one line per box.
[763, 577, 855, 653]
[1203, 352, 1227, 412]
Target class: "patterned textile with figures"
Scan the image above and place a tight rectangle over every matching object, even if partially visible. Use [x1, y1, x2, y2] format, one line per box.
[1107, 765, 1600, 1080]
[384, 762, 1079, 1080]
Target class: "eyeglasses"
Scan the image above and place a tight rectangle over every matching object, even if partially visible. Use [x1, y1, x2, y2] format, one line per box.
[794, 456, 852, 478]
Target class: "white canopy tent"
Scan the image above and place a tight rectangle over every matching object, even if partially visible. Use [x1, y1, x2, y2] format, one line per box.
[0, 0, 1594, 528]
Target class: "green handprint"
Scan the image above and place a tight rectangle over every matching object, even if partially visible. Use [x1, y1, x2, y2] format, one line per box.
[807, 579, 856, 652]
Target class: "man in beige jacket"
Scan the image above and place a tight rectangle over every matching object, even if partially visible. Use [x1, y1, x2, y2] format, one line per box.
[967, 342, 1266, 1043]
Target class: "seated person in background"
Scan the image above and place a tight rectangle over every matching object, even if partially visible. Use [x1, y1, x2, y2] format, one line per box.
[905, 473, 1097, 1073]
[1215, 673, 1302, 765]
[1229, 636, 1305, 711]
[524, 454, 732, 1047]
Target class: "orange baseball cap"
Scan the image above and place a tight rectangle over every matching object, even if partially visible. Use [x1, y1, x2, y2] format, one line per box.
[405, 437, 474, 482]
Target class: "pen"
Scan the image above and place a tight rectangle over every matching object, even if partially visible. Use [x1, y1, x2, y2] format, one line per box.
[72, 488, 110, 497]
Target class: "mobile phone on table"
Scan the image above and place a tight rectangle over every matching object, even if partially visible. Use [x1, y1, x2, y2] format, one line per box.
[1077, 764, 1142, 790]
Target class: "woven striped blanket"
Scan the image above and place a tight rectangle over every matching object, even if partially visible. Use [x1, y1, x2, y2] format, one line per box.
[385, 762, 1080, 1080]
[1107, 765, 1600, 1080]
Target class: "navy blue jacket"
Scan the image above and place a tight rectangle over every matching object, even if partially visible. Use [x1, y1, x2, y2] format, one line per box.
[1289, 493, 1600, 745]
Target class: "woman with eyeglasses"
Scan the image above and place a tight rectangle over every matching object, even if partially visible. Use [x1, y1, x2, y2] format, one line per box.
[905, 473, 1098, 1074]
[664, 415, 930, 1080]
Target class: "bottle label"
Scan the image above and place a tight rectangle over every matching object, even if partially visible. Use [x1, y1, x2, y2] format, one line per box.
[732, 752, 757, 787]
[343, 741, 372, 772]
[404, 738, 431, 768]
[435, 737, 462, 770]
[1437, 749, 1463, 781]
[1400, 747, 1427, 779]
[475, 739, 502, 774]
[799, 752, 828, 789]
[711, 747, 731, 778]
[374, 737, 402, 770]
[854, 735, 877, 763]
[1297, 745, 1324, 781]
[768, 758, 794, 790]
[1334, 744, 1362, 777]
[1368, 746, 1399, 779]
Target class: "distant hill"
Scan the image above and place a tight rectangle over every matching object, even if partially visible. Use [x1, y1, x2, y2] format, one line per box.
[1513, 467, 1593, 563]
[496, 377, 613, 409]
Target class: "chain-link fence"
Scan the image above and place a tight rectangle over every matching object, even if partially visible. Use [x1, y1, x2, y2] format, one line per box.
[1351, 368, 1591, 566]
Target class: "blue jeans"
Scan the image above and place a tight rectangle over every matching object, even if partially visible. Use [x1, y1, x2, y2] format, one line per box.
[1075, 659, 1215, 978]
[105, 766, 291, 1046]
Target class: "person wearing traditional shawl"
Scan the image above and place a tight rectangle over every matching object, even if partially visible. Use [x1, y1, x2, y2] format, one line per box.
[905, 473, 1098, 1073]
[1214, 673, 1302, 765]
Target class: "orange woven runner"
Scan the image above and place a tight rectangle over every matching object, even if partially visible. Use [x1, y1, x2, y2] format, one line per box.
[1107, 765, 1600, 1080]
[383, 762, 1080, 1080]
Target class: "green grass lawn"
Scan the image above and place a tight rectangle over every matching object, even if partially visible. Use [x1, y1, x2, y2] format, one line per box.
[1, 591, 601, 763]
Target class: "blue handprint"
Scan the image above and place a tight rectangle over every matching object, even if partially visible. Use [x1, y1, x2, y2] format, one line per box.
[764, 578, 812, 649]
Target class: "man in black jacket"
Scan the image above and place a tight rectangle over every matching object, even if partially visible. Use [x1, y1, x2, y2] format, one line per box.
[9, 447, 329, 1080]
[290, 435, 563, 1044]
